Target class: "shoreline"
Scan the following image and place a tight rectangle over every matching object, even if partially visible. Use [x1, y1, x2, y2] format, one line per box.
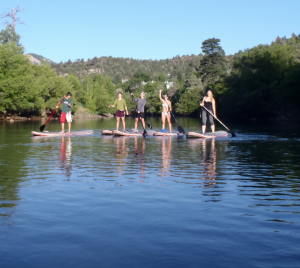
[1, 113, 299, 123]
[0, 113, 114, 122]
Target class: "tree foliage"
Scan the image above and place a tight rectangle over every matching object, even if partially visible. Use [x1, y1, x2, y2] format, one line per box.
[218, 41, 300, 119]
[0, 42, 72, 114]
[198, 38, 227, 84]
[0, 25, 21, 45]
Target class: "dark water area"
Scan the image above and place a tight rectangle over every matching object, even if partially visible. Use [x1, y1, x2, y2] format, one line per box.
[0, 117, 299, 268]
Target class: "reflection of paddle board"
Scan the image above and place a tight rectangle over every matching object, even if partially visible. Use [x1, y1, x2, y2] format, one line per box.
[186, 131, 228, 138]
[101, 130, 113, 135]
[113, 130, 155, 137]
[153, 131, 181, 136]
[32, 130, 93, 136]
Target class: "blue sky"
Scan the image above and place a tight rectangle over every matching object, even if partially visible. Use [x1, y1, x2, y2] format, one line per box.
[1, 0, 299, 63]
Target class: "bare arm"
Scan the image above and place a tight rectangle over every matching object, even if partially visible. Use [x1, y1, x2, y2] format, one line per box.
[56, 97, 66, 109]
[159, 90, 163, 102]
[108, 99, 117, 108]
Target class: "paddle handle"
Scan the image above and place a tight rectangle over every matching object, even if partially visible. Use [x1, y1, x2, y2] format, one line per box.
[44, 97, 65, 125]
[202, 106, 230, 132]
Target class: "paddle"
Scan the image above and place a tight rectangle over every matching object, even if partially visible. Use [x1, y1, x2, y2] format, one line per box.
[145, 122, 153, 129]
[40, 97, 65, 132]
[202, 106, 236, 137]
[164, 98, 185, 134]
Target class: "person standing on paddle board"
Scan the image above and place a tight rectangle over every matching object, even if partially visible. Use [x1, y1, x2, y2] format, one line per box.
[57, 92, 73, 134]
[200, 89, 217, 135]
[108, 92, 129, 132]
[159, 90, 172, 133]
[131, 92, 146, 132]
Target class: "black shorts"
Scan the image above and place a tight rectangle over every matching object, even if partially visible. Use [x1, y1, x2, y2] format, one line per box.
[201, 109, 214, 126]
[135, 112, 145, 119]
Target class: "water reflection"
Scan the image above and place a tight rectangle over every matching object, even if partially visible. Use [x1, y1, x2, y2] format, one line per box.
[200, 139, 217, 187]
[60, 136, 72, 178]
[134, 137, 145, 179]
[186, 138, 218, 188]
[160, 137, 172, 178]
[113, 137, 128, 176]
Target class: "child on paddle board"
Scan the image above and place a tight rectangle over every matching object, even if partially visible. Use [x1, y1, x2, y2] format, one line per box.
[159, 89, 172, 133]
[57, 92, 73, 134]
[200, 89, 217, 135]
[108, 92, 129, 132]
[131, 92, 146, 132]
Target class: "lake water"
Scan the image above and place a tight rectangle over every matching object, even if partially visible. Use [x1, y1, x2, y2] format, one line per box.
[0, 117, 299, 268]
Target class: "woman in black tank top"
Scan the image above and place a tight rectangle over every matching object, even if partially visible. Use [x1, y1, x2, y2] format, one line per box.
[200, 90, 217, 134]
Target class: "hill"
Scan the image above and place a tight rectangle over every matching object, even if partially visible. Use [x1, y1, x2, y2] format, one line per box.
[51, 54, 206, 82]
[27, 53, 54, 65]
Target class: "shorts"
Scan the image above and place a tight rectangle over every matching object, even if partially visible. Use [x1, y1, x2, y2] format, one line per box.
[116, 110, 125, 118]
[201, 109, 214, 126]
[135, 112, 145, 119]
[61, 112, 72, 123]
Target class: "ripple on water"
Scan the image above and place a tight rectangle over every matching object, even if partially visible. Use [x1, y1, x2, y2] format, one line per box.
[0, 120, 300, 267]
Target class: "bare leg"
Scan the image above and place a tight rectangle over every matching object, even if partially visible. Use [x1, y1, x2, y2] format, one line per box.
[116, 117, 120, 131]
[202, 125, 206, 134]
[59, 123, 65, 133]
[141, 118, 145, 129]
[167, 114, 172, 133]
[211, 125, 215, 133]
[66, 122, 71, 134]
[161, 114, 166, 130]
[134, 118, 138, 132]
[122, 117, 126, 131]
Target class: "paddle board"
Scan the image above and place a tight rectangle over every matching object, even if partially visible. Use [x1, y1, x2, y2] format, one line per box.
[113, 130, 155, 137]
[186, 131, 228, 138]
[32, 130, 94, 137]
[101, 130, 113, 135]
[153, 131, 182, 136]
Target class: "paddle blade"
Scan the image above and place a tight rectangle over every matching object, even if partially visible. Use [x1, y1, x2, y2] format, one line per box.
[231, 132, 236, 137]
[142, 129, 148, 137]
[177, 125, 185, 134]
[40, 124, 46, 132]
[145, 122, 152, 129]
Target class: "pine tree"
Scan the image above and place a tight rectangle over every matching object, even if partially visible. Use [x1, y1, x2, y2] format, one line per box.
[198, 38, 227, 84]
[0, 25, 20, 45]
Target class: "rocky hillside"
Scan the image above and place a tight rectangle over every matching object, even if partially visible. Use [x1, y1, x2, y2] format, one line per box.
[27, 53, 54, 65]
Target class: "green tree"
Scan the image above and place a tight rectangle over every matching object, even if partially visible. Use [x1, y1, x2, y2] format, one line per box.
[0, 25, 21, 45]
[133, 72, 151, 82]
[175, 75, 204, 115]
[199, 38, 227, 84]
[155, 73, 166, 82]
[219, 43, 298, 119]
[0, 42, 73, 115]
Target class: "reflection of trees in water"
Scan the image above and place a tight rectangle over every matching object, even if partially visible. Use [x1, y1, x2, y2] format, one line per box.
[134, 137, 145, 178]
[0, 131, 29, 224]
[159, 137, 172, 178]
[60, 136, 72, 178]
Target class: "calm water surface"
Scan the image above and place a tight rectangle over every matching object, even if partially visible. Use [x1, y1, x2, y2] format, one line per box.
[0, 117, 299, 268]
